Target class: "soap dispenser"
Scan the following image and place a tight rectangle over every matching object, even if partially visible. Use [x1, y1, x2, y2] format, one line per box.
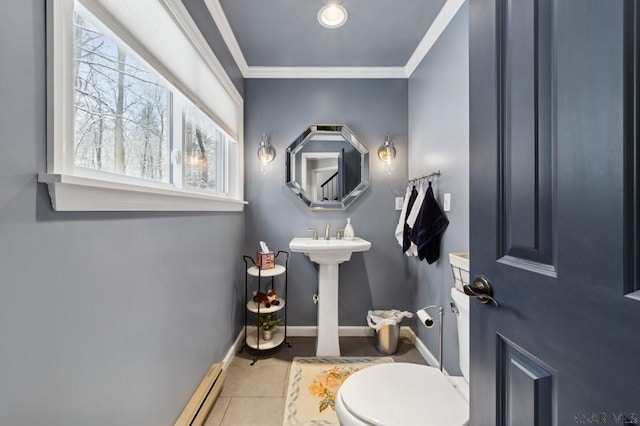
[343, 218, 355, 240]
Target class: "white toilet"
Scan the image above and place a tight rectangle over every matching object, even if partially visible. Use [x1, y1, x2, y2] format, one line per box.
[335, 287, 470, 426]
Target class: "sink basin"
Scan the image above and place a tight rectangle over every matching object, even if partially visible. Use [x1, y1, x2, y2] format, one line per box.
[289, 236, 372, 356]
[289, 237, 371, 264]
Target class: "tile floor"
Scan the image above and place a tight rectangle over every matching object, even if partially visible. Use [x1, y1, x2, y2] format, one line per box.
[203, 336, 428, 426]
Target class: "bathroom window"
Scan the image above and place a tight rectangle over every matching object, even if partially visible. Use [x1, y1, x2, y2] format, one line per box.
[183, 102, 229, 194]
[72, 12, 171, 183]
[41, 0, 245, 211]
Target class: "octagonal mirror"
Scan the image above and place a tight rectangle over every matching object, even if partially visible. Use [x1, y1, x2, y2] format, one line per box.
[286, 124, 370, 211]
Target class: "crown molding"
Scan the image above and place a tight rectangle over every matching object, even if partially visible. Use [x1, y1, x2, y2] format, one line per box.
[245, 66, 408, 79]
[205, 0, 464, 79]
[405, 0, 466, 77]
[203, 0, 249, 75]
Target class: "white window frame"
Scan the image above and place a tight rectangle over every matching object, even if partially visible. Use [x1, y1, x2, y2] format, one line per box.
[39, 0, 246, 211]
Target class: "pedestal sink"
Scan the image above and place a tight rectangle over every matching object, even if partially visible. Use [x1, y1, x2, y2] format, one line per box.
[289, 237, 372, 356]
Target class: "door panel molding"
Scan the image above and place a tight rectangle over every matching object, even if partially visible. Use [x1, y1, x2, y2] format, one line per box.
[497, 335, 556, 426]
[497, 255, 557, 278]
[497, 0, 556, 275]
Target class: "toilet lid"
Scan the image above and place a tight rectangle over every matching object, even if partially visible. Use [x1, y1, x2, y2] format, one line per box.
[339, 363, 469, 426]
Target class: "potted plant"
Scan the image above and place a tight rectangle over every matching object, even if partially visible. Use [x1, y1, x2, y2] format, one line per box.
[258, 313, 281, 341]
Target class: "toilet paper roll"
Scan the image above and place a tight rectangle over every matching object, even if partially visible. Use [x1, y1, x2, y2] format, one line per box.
[417, 309, 434, 328]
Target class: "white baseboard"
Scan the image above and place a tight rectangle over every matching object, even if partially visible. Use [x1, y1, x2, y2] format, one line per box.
[399, 325, 414, 340]
[221, 326, 438, 371]
[221, 329, 244, 371]
[402, 327, 450, 376]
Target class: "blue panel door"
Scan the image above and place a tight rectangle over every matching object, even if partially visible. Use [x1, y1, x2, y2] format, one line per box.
[469, 0, 640, 424]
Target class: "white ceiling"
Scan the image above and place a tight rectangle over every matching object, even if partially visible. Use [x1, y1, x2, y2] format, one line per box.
[202, 0, 466, 78]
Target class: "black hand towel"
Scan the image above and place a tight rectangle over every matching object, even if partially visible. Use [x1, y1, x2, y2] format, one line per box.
[414, 183, 449, 264]
[402, 186, 419, 253]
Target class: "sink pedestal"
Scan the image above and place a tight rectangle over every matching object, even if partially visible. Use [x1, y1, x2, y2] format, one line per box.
[289, 237, 372, 357]
[317, 263, 340, 356]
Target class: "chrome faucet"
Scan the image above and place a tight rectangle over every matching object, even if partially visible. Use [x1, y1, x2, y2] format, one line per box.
[307, 227, 319, 240]
[324, 223, 331, 240]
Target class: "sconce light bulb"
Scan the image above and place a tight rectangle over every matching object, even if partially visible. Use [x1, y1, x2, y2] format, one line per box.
[377, 134, 396, 163]
[258, 146, 274, 163]
[257, 133, 276, 164]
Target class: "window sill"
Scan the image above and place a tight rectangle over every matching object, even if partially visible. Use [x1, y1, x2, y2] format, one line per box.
[38, 173, 246, 212]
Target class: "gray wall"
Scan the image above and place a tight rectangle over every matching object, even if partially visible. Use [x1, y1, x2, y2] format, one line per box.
[408, 2, 469, 375]
[183, 0, 245, 97]
[244, 79, 411, 327]
[0, 2, 244, 425]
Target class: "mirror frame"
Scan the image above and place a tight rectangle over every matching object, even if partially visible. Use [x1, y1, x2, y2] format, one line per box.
[285, 124, 370, 211]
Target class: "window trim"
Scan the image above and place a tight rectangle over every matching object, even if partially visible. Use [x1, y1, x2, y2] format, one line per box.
[38, 173, 246, 211]
[40, 0, 246, 212]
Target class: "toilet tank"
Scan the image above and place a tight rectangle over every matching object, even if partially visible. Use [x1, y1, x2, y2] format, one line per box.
[450, 287, 470, 382]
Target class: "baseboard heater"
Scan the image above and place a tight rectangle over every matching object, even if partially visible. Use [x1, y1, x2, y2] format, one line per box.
[174, 363, 226, 426]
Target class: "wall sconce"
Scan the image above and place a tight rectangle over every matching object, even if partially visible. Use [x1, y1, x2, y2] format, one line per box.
[377, 133, 396, 165]
[257, 133, 276, 164]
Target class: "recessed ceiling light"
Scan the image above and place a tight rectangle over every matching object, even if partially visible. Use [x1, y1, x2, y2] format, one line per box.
[317, 4, 348, 29]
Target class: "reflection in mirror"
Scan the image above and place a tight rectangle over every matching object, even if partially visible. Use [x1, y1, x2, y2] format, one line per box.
[286, 125, 369, 210]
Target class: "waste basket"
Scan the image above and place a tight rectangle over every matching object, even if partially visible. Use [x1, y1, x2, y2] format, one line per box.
[367, 310, 413, 355]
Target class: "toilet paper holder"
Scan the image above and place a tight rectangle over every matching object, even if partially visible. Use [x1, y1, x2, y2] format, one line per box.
[416, 305, 444, 371]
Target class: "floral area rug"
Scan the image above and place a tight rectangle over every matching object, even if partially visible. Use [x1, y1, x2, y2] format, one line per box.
[283, 357, 394, 426]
